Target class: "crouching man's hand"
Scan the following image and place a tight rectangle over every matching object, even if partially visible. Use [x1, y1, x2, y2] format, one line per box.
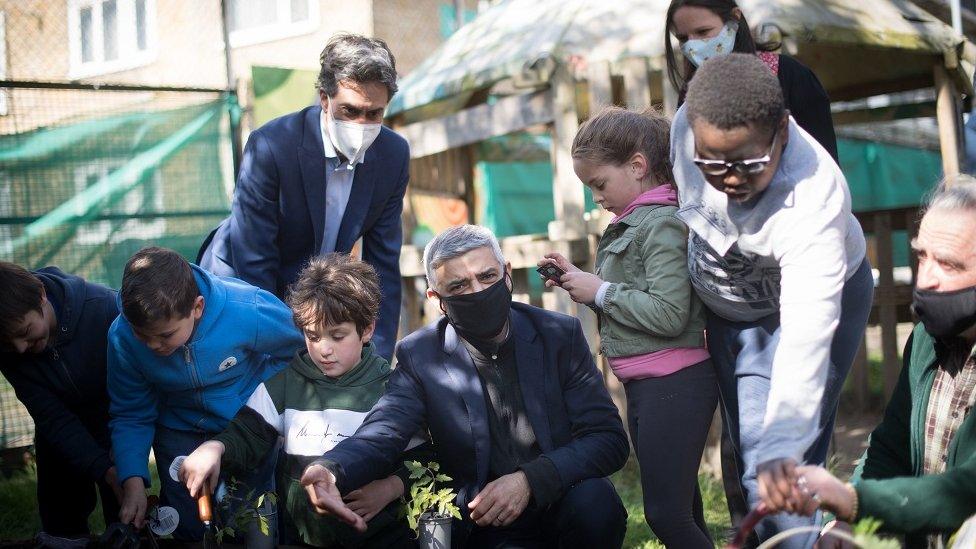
[468, 471, 531, 527]
[300, 463, 367, 532]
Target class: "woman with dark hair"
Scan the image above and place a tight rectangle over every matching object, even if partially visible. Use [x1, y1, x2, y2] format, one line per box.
[665, 0, 838, 160]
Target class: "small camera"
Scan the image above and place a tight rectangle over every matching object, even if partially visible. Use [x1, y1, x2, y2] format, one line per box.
[536, 264, 566, 283]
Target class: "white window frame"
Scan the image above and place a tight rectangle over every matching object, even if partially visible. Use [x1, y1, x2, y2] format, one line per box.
[226, 0, 319, 49]
[67, 0, 158, 79]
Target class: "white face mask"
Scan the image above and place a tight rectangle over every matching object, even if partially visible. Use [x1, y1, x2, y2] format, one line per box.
[325, 100, 382, 164]
[680, 20, 739, 68]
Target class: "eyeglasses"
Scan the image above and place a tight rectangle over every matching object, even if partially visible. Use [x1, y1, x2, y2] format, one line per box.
[693, 128, 780, 177]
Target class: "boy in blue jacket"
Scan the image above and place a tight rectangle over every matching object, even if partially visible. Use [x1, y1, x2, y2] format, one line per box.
[0, 261, 121, 541]
[107, 246, 303, 541]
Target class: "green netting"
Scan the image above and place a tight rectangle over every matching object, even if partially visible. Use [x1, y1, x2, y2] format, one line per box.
[0, 86, 236, 448]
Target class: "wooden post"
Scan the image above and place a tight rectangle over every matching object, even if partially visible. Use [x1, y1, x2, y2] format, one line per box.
[461, 145, 477, 224]
[875, 212, 901, 400]
[587, 60, 613, 117]
[620, 57, 651, 110]
[934, 63, 963, 178]
[661, 65, 679, 117]
[548, 62, 586, 241]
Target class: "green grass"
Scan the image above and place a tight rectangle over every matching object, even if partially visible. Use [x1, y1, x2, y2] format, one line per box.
[0, 460, 161, 542]
[610, 458, 731, 548]
[0, 458, 732, 547]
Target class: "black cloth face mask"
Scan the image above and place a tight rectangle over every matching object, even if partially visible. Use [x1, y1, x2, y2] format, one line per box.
[438, 274, 512, 342]
[912, 284, 976, 340]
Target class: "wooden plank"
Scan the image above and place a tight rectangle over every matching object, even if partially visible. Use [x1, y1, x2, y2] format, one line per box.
[461, 145, 476, 224]
[661, 66, 679, 117]
[398, 90, 554, 159]
[875, 212, 901, 400]
[935, 64, 962, 179]
[400, 276, 424, 335]
[620, 57, 651, 110]
[906, 208, 919, 284]
[587, 60, 613, 117]
[832, 100, 937, 126]
[549, 63, 587, 240]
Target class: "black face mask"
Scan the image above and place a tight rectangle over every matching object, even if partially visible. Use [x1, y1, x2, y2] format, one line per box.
[911, 285, 976, 340]
[438, 274, 512, 342]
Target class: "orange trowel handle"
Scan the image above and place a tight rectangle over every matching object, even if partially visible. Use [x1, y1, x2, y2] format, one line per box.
[197, 480, 213, 523]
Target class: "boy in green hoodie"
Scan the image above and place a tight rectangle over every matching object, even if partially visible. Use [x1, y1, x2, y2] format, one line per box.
[179, 253, 423, 548]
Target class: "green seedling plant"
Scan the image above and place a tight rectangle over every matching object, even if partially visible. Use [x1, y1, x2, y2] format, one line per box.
[403, 460, 461, 535]
[850, 518, 901, 549]
[213, 477, 277, 544]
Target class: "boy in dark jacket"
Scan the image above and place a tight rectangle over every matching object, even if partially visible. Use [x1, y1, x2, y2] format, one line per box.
[0, 261, 121, 539]
[179, 254, 424, 548]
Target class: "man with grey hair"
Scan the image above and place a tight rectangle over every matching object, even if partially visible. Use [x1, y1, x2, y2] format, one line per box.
[199, 33, 408, 360]
[300, 224, 630, 548]
[763, 176, 976, 548]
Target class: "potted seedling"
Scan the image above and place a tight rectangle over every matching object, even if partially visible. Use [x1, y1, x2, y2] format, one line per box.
[404, 461, 461, 549]
[213, 478, 278, 549]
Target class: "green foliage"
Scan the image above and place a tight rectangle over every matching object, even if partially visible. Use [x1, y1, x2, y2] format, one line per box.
[403, 461, 462, 535]
[213, 477, 277, 545]
[851, 518, 901, 549]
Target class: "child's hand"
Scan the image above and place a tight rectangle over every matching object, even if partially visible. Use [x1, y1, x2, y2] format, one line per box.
[119, 476, 148, 528]
[343, 475, 404, 522]
[558, 272, 604, 305]
[538, 253, 582, 288]
[180, 440, 225, 498]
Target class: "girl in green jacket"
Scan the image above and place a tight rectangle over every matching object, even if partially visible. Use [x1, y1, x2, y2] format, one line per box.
[539, 106, 717, 548]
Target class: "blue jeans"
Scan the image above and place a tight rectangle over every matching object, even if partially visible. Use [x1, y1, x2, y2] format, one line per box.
[153, 424, 278, 542]
[707, 259, 873, 548]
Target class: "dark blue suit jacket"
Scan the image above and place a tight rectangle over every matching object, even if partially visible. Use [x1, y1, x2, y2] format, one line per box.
[321, 302, 629, 541]
[199, 105, 409, 360]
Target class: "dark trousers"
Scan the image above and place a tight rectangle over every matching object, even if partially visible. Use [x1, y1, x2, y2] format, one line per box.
[153, 425, 277, 542]
[466, 477, 626, 549]
[625, 360, 717, 548]
[35, 437, 119, 537]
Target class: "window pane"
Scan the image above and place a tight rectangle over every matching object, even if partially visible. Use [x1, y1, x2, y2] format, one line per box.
[135, 0, 147, 50]
[80, 6, 94, 63]
[102, 0, 118, 61]
[290, 0, 309, 22]
[228, 0, 277, 32]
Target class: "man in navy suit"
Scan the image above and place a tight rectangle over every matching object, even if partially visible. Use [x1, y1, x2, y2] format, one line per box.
[299, 225, 630, 548]
[199, 33, 408, 360]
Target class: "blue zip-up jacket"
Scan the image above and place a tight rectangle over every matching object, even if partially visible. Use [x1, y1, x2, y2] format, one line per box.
[107, 264, 303, 485]
[0, 267, 118, 481]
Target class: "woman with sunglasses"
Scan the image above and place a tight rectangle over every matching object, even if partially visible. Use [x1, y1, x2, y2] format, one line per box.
[670, 53, 873, 549]
[665, 0, 838, 161]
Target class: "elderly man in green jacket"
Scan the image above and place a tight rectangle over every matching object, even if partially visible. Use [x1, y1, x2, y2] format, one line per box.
[774, 176, 976, 548]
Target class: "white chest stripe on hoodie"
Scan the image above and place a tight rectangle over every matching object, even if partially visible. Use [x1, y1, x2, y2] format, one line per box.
[245, 383, 284, 434]
[283, 409, 368, 456]
[247, 386, 429, 456]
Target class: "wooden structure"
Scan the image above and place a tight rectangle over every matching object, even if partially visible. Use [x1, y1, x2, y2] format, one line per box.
[388, 0, 975, 425]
